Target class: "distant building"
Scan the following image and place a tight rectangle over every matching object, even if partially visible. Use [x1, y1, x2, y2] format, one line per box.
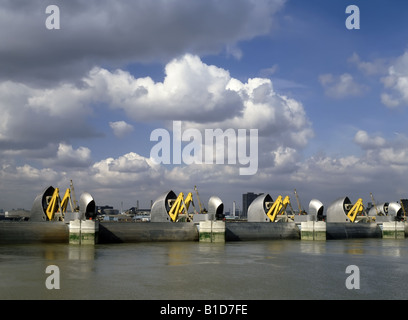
[125, 207, 151, 215]
[242, 192, 262, 218]
[225, 208, 240, 218]
[4, 209, 30, 221]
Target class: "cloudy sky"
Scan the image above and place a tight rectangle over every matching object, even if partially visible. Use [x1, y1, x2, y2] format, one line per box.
[1, 0, 408, 214]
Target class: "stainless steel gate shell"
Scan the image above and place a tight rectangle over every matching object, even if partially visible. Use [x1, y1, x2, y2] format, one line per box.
[308, 199, 324, 217]
[247, 193, 274, 222]
[326, 197, 352, 223]
[207, 196, 224, 220]
[150, 190, 177, 222]
[79, 192, 96, 220]
[388, 202, 402, 217]
[30, 186, 55, 221]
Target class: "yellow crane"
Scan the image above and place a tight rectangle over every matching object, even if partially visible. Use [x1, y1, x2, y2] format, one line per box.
[194, 185, 207, 214]
[70, 179, 79, 211]
[370, 192, 379, 215]
[294, 189, 306, 214]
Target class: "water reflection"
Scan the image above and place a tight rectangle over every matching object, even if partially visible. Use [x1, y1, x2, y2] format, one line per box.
[343, 242, 366, 256]
[67, 245, 96, 261]
[165, 242, 195, 266]
[380, 240, 407, 257]
[299, 241, 327, 255]
[335, 239, 407, 257]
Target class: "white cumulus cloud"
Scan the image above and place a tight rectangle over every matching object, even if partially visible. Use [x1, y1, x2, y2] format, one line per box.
[109, 121, 134, 138]
[42, 143, 92, 168]
[319, 73, 368, 98]
[348, 52, 388, 76]
[381, 51, 408, 108]
[353, 130, 386, 150]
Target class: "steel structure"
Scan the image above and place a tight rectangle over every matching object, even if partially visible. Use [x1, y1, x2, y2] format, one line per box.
[207, 196, 224, 220]
[150, 190, 178, 222]
[308, 199, 324, 218]
[247, 194, 274, 222]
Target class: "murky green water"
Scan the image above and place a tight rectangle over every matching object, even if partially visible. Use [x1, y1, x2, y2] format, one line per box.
[1, 239, 407, 300]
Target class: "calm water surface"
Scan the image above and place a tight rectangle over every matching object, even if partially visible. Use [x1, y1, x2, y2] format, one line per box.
[1, 239, 408, 300]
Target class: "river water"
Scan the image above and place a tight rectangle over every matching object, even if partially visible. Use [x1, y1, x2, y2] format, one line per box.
[1, 239, 408, 300]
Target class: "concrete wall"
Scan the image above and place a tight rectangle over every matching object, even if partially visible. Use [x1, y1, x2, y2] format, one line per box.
[382, 221, 405, 239]
[199, 221, 225, 242]
[301, 221, 326, 240]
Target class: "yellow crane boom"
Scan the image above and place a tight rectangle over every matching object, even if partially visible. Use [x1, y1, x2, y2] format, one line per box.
[70, 179, 79, 211]
[370, 192, 379, 215]
[294, 189, 306, 214]
[194, 185, 207, 214]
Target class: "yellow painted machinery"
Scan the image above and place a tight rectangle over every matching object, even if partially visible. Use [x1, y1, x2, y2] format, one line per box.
[151, 189, 218, 222]
[266, 195, 291, 222]
[326, 197, 367, 223]
[168, 192, 194, 222]
[346, 198, 364, 223]
[45, 187, 75, 221]
[248, 193, 294, 222]
[30, 180, 95, 222]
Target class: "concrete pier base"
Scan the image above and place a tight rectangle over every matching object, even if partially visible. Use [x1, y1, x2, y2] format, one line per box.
[69, 220, 81, 244]
[301, 221, 326, 240]
[382, 222, 405, 239]
[81, 220, 99, 244]
[69, 220, 99, 245]
[199, 221, 225, 243]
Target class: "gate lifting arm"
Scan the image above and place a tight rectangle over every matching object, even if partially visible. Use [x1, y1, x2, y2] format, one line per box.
[347, 198, 364, 223]
[266, 195, 290, 222]
[168, 192, 192, 222]
[46, 188, 73, 221]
